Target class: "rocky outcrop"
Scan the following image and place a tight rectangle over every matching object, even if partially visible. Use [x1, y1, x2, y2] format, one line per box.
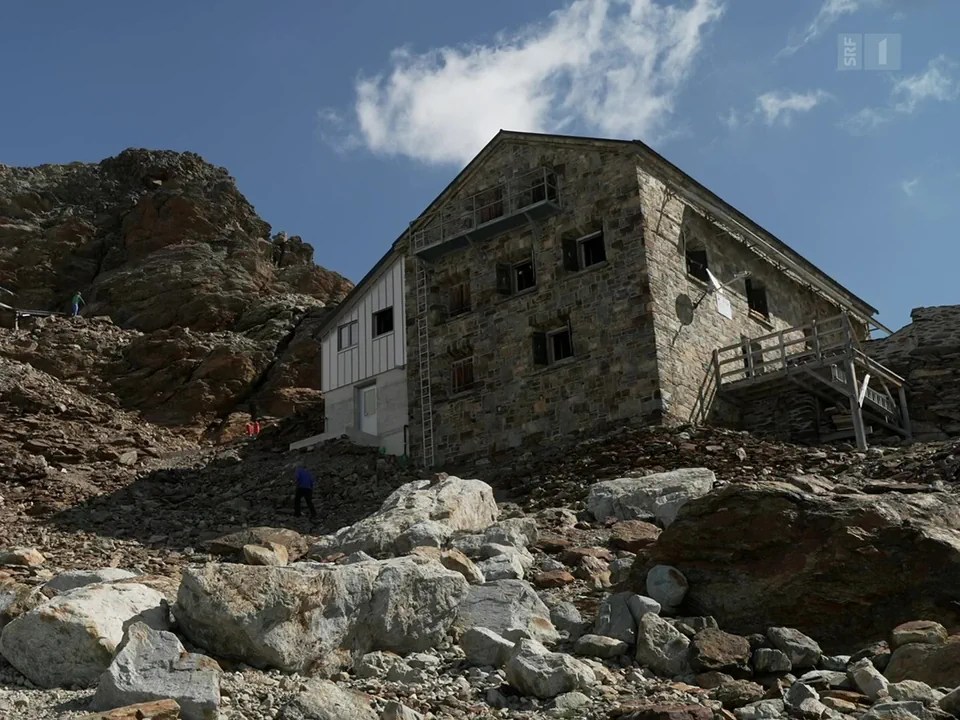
[0, 149, 352, 431]
[646, 481, 960, 650]
[867, 306, 960, 440]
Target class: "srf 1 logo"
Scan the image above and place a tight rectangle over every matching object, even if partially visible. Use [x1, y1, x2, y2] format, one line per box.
[838, 33, 901, 71]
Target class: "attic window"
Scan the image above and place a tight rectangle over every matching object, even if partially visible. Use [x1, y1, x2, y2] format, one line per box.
[683, 233, 710, 283]
[745, 279, 770, 320]
[372, 307, 394, 337]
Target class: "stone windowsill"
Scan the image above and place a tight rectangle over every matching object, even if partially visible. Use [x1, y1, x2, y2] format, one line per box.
[532, 354, 586, 376]
[749, 310, 774, 330]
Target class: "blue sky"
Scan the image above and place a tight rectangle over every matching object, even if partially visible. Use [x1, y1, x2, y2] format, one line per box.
[1, 0, 956, 330]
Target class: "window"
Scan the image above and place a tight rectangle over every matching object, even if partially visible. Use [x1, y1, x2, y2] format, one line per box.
[563, 230, 607, 271]
[449, 281, 471, 317]
[683, 232, 710, 283]
[477, 186, 504, 224]
[496, 258, 537, 296]
[337, 320, 359, 350]
[452, 357, 475, 393]
[533, 323, 575, 366]
[372, 307, 394, 337]
[745, 279, 770, 320]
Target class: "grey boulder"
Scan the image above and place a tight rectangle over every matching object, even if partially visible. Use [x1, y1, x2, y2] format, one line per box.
[90, 622, 220, 720]
[635, 613, 692, 677]
[505, 639, 596, 698]
[586, 468, 715, 526]
[43, 569, 139, 596]
[455, 580, 559, 644]
[278, 679, 377, 720]
[176, 556, 469, 675]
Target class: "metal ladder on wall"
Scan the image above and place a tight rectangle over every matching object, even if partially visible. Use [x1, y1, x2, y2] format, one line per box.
[414, 258, 435, 467]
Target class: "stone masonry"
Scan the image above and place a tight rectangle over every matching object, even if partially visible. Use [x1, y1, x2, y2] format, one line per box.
[402, 134, 878, 465]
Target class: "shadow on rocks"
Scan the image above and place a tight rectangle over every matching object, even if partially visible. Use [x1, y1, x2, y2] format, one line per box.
[47, 438, 421, 556]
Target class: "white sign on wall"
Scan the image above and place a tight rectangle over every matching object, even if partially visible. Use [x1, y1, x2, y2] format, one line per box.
[716, 291, 733, 319]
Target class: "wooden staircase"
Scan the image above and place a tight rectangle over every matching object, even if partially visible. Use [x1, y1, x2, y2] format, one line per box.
[691, 314, 910, 449]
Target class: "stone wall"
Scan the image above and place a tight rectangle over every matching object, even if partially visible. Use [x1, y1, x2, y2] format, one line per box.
[867, 305, 960, 440]
[404, 139, 661, 465]
[638, 173, 855, 426]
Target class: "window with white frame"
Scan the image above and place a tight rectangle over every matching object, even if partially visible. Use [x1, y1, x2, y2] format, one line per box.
[337, 320, 359, 350]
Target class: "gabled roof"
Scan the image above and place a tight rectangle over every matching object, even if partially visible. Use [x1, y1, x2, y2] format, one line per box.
[316, 241, 402, 338]
[407, 130, 880, 326]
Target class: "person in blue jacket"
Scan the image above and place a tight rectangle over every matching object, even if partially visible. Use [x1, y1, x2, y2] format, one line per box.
[293, 465, 317, 521]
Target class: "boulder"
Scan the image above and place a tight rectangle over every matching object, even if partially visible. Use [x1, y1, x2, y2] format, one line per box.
[885, 637, 960, 687]
[635, 613, 692, 677]
[77, 700, 182, 720]
[887, 680, 943, 705]
[454, 579, 559, 644]
[381, 702, 425, 720]
[438, 549, 485, 585]
[646, 565, 688, 609]
[851, 657, 890, 701]
[208, 527, 307, 561]
[459, 627, 515, 667]
[648, 480, 960, 651]
[90, 622, 220, 720]
[484, 518, 539, 549]
[594, 592, 640, 644]
[610, 520, 661, 552]
[504, 639, 596, 698]
[311, 476, 498, 557]
[534, 570, 576, 588]
[862, 700, 937, 720]
[0, 582, 169, 688]
[751, 648, 791, 674]
[354, 651, 407, 679]
[767, 627, 822, 669]
[477, 554, 525, 581]
[574, 634, 629, 659]
[891, 621, 948, 650]
[0, 546, 45, 567]
[550, 601, 586, 640]
[617, 704, 713, 720]
[176, 557, 468, 674]
[586, 468, 715, 526]
[395, 520, 453, 554]
[242, 542, 289, 567]
[278, 679, 377, 720]
[712, 680, 765, 710]
[0, 581, 44, 628]
[690, 628, 750, 672]
[43, 569, 139, 596]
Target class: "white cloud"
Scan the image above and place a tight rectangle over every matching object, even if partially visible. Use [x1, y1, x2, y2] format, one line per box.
[754, 90, 829, 126]
[901, 177, 920, 196]
[324, 0, 725, 165]
[719, 107, 741, 129]
[781, 0, 878, 56]
[842, 55, 959, 134]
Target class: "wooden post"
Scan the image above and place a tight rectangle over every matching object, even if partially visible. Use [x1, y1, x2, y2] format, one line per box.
[897, 384, 912, 440]
[847, 359, 868, 451]
[712, 349, 721, 393]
